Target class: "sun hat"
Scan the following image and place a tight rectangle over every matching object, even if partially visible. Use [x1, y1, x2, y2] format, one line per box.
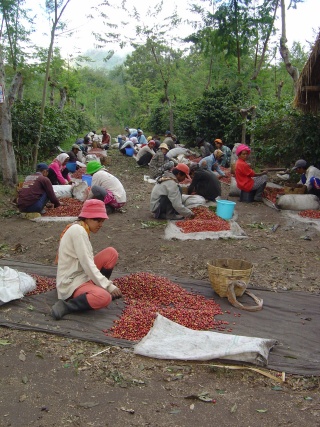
[292, 159, 307, 170]
[214, 149, 224, 158]
[79, 199, 108, 219]
[148, 140, 155, 146]
[36, 163, 49, 171]
[174, 163, 190, 179]
[86, 160, 104, 175]
[214, 138, 223, 144]
[72, 144, 80, 150]
[236, 144, 251, 157]
[130, 137, 138, 144]
[165, 130, 171, 135]
[147, 136, 153, 141]
[159, 142, 169, 150]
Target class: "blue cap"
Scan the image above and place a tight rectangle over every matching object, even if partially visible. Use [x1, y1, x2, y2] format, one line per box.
[36, 163, 48, 171]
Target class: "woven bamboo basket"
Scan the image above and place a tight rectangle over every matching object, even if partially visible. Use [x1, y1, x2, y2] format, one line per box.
[207, 258, 253, 298]
[283, 183, 306, 194]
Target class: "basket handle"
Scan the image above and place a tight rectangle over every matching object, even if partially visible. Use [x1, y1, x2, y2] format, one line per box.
[227, 280, 263, 312]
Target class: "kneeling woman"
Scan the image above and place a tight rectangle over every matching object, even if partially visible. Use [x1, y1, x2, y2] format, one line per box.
[52, 199, 122, 320]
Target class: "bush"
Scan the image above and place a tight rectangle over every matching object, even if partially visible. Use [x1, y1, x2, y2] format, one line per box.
[12, 100, 93, 172]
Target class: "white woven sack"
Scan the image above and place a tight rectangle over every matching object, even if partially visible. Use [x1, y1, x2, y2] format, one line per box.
[53, 185, 72, 199]
[72, 181, 89, 201]
[182, 194, 206, 208]
[229, 176, 241, 197]
[0, 266, 36, 303]
[276, 194, 320, 211]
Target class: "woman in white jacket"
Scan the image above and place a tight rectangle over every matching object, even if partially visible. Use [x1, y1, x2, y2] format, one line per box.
[51, 199, 122, 320]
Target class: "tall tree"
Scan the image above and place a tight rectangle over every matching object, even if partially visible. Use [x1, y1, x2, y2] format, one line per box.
[279, 0, 301, 91]
[33, 0, 72, 169]
[0, 0, 32, 186]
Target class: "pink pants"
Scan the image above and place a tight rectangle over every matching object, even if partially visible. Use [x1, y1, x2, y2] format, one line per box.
[73, 247, 118, 310]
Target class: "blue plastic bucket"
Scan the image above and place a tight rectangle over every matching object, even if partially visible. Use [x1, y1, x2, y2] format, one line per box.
[66, 162, 77, 173]
[82, 174, 92, 187]
[216, 200, 236, 220]
[125, 147, 134, 157]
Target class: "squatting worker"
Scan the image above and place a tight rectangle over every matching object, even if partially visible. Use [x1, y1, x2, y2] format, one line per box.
[85, 161, 127, 214]
[17, 163, 61, 214]
[188, 163, 221, 201]
[292, 159, 320, 198]
[150, 163, 195, 220]
[52, 199, 122, 320]
[235, 144, 268, 202]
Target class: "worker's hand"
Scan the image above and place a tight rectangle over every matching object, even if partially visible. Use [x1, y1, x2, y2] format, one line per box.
[189, 213, 195, 219]
[68, 181, 73, 185]
[111, 287, 122, 300]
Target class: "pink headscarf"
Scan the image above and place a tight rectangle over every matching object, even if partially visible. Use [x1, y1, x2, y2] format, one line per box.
[236, 144, 251, 156]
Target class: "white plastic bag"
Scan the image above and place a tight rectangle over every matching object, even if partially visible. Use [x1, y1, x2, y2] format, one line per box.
[0, 267, 36, 303]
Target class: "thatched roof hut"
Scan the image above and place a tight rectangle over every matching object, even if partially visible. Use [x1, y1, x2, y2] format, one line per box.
[294, 32, 320, 114]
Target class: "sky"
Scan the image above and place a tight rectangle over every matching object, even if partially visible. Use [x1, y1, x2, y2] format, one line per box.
[31, 0, 320, 59]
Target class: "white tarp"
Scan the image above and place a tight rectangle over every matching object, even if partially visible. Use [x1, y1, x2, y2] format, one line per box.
[164, 219, 247, 240]
[134, 314, 276, 366]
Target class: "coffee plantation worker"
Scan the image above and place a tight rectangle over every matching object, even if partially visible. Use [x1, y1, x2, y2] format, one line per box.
[150, 163, 195, 220]
[148, 142, 174, 179]
[85, 161, 126, 214]
[48, 153, 72, 185]
[188, 163, 221, 201]
[292, 159, 320, 198]
[17, 163, 61, 214]
[52, 199, 122, 320]
[235, 144, 268, 202]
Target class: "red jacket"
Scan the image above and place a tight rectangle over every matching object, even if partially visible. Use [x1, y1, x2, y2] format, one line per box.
[235, 158, 255, 191]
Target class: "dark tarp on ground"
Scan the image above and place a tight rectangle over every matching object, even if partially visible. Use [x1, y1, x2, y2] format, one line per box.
[0, 260, 319, 376]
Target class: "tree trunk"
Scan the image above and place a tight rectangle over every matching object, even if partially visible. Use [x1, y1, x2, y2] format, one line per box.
[239, 105, 256, 145]
[279, 0, 299, 92]
[0, 53, 20, 186]
[251, 1, 279, 81]
[205, 56, 214, 90]
[276, 80, 284, 100]
[59, 86, 67, 110]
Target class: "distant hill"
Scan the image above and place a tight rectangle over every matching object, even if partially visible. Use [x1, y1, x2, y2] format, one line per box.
[82, 49, 130, 70]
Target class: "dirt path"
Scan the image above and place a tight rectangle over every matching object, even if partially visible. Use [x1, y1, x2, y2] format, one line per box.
[0, 148, 319, 426]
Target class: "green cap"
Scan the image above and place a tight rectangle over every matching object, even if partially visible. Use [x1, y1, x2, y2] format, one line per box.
[86, 161, 103, 175]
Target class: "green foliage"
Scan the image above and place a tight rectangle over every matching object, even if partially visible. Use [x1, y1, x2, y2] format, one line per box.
[173, 86, 248, 146]
[251, 99, 320, 167]
[11, 100, 93, 172]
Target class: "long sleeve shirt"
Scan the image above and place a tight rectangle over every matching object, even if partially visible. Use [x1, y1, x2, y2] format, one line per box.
[88, 169, 126, 203]
[235, 158, 255, 192]
[56, 224, 116, 300]
[17, 173, 60, 211]
[48, 159, 71, 184]
[188, 169, 221, 201]
[150, 173, 193, 218]
[298, 166, 320, 191]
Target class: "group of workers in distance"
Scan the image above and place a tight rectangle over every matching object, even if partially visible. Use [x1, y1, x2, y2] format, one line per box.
[15, 127, 320, 322]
